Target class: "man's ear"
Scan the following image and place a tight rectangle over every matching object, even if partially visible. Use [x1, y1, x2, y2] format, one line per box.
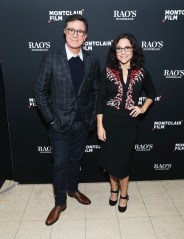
[84, 34, 87, 41]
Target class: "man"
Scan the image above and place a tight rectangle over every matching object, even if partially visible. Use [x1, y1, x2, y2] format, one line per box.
[35, 14, 100, 225]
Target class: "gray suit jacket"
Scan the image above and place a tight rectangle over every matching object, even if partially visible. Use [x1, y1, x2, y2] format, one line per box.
[35, 47, 100, 133]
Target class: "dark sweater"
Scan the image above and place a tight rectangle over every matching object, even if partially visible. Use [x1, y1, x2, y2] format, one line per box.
[68, 56, 84, 120]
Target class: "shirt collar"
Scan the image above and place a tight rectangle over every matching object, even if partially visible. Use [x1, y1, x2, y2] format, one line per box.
[65, 44, 83, 61]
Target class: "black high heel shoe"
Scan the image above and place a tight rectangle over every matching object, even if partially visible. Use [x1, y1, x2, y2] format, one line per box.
[118, 195, 129, 212]
[109, 188, 119, 206]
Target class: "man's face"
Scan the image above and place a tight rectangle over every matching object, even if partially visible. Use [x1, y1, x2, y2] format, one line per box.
[64, 20, 87, 53]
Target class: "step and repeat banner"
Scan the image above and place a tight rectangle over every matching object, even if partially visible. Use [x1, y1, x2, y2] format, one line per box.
[0, 0, 183, 183]
[0, 61, 13, 180]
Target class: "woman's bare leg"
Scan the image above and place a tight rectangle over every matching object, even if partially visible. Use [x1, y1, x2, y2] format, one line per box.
[109, 174, 119, 201]
[119, 176, 129, 206]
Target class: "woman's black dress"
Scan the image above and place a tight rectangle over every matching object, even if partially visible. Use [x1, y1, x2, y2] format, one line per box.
[97, 67, 156, 179]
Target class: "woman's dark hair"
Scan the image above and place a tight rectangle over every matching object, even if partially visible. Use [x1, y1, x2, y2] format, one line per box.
[64, 14, 88, 33]
[106, 32, 144, 70]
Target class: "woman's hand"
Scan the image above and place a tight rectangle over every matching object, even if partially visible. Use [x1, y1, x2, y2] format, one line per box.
[129, 99, 153, 117]
[97, 125, 106, 141]
[129, 106, 146, 117]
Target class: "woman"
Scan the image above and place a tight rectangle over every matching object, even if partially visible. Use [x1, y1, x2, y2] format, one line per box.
[97, 33, 156, 212]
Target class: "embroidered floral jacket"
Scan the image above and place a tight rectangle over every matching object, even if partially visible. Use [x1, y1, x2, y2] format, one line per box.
[97, 67, 156, 113]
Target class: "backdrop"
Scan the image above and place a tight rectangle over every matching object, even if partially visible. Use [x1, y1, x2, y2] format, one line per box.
[0, 0, 183, 183]
[0, 61, 13, 180]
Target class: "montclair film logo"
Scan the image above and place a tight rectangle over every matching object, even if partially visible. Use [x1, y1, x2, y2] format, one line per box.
[154, 164, 172, 171]
[163, 10, 184, 22]
[153, 120, 183, 130]
[113, 10, 136, 20]
[85, 145, 100, 153]
[164, 70, 184, 79]
[38, 146, 52, 154]
[48, 10, 83, 23]
[134, 144, 153, 152]
[28, 98, 37, 108]
[174, 143, 184, 151]
[28, 42, 50, 51]
[83, 40, 112, 51]
[141, 41, 163, 51]
[138, 96, 161, 106]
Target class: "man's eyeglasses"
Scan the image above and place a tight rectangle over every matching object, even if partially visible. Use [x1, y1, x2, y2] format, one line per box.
[66, 28, 86, 37]
[116, 46, 133, 53]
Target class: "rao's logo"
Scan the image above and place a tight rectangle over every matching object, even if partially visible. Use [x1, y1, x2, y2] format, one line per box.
[135, 144, 153, 151]
[163, 10, 184, 22]
[153, 120, 183, 130]
[83, 40, 112, 51]
[85, 145, 100, 153]
[141, 41, 163, 51]
[113, 10, 136, 20]
[28, 98, 37, 108]
[38, 146, 52, 154]
[48, 10, 83, 23]
[28, 42, 50, 51]
[174, 143, 184, 151]
[154, 164, 172, 171]
[164, 70, 184, 79]
[138, 96, 161, 106]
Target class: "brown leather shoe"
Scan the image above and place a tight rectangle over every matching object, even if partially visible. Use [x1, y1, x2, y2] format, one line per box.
[45, 205, 67, 225]
[68, 190, 91, 205]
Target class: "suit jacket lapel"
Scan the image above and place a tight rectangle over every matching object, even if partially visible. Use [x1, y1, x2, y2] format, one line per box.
[59, 48, 76, 95]
[77, 50, 89, 96]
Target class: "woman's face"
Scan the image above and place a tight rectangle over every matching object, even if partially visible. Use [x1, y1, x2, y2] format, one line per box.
[116, 38, 133, 68]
